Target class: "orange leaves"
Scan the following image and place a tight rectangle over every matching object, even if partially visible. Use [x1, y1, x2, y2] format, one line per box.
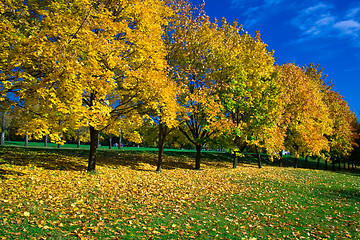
[277, 63, 333, 158]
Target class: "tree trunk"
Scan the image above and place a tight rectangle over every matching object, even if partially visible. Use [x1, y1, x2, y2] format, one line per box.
[77, 129, 81, 148]
[325, 160, 328, 170]
[317, 157, 320, 169]
[1, 112, 5, 146]
[233, 145, 246, 168]
[304, 155, 308, 168]
[233, 152, 238, 169]
[195, 144, 202, 170]
[44, 134, 48, 147]
[279, 151, 283, 167]
[88, 126, 99, 172]
[156, 124, 166, 172]
[338, 159, 341, 171]
[109, 134, 112, 150]
[332, 160, 335, 170]
[156, 143, 165, 172]
[255, 145, 262, 169]
[25, 133, 29, 147]
[57, 133, 61, 148]
[294, 156, 298, 168]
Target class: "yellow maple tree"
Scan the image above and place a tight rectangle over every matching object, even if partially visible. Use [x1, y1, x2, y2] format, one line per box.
[1, 0, 175, 172]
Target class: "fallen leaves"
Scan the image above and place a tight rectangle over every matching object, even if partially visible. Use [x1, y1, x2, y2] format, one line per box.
[0, 147, 359, 239]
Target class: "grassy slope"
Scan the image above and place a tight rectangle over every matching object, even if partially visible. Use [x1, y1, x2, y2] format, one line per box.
[0, 145, 359, 239]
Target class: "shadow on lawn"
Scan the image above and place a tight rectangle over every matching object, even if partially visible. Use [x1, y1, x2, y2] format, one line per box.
[0, 168, 25, 179]
[2, 146, 359, 176]
[0, 146, 88, 171]
[0, 146, 235, 172]
[95, 150, 235, 171]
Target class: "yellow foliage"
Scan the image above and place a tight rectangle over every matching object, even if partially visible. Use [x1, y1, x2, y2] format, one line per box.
[1, 0, 175, 154]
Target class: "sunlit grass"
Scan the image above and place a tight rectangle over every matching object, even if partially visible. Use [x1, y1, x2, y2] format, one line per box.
[0, 146, 359, 239]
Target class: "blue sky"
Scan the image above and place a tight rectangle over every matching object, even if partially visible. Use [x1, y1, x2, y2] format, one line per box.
[191, 0, 360, 118]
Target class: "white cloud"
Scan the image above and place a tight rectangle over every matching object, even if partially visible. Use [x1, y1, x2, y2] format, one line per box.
[316, 16, 336, 26]
[304, 3, 331, 14]
[334, 20, 360, 36]
[346, 7, 360, 18]
[229, 0, 360, 45]
[290, 2, 360, 43]
[230, 0, 285, 27]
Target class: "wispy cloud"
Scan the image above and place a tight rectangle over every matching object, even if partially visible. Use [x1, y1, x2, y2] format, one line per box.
[334, 20, 360, 36]
[230, 0, 285, 27]
[346, 7, 360, 18]
[230, 0, 360, 46]
[290, 2, 360, 44]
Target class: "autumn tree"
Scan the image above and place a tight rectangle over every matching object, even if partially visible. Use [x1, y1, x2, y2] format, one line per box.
[1, 0, 173, 172]
[165, 0, 224, 170]
[277, 63, 332, 168]
[212, 19, 281, 168]
[304, 64, 358, 169]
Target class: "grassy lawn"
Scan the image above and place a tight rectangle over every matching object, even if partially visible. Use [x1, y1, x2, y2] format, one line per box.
[0, 145, 359, 239]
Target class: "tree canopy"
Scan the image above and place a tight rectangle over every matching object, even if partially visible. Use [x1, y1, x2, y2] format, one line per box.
[1, 0, 358, 171]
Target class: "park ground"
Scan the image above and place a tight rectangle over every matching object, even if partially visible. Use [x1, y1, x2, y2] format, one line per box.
[0, 143, 359, 239]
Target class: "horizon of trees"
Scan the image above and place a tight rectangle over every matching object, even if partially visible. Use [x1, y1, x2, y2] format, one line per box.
[0, 0, 358, 172]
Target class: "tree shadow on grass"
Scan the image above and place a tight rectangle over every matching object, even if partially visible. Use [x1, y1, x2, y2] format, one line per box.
[0, 146, 87, 171]
[0, 168, 25, 179]
[96, 150, 195, 171]
[0, 146, 202, 172]
[1, 145, 305, 172]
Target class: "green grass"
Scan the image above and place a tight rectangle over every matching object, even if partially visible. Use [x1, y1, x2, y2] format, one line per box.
[0, 144, 359, 239]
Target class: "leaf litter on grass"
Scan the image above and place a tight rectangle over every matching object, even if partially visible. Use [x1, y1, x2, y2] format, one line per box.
[0, 146, 359, 239]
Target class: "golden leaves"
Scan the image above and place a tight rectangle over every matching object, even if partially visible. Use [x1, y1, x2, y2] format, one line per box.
[2, 146, 359, 238]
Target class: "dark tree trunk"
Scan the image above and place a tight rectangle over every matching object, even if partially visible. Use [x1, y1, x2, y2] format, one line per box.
[77, 129, 81, 148]
[279, 151, 283, 167]
[195, 144, 202, 170]
[1, 112, 5, 146]
[233, 145, 246, 169]
[44, 135, 48, 147]
[338, 159, 341, 171]
[304, 155, 308, 168]
[294, 156, 298, 168]
[255, 145, 262, 169]
[25, 133, 29, 147]
[156, 124, 167, 172]
[88, 126, 99, 172]
[332, 160, 335, 170]
[317, 157, 320, 169]
[57, 133, 61, 148]
[325, 160, 328, 170]
[109, 134, 112, 150]
[233, 152, 238, 169]
[156, 143, 165, 172]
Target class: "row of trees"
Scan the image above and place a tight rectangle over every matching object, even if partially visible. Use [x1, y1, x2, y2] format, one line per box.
[0, 0, 358, 172]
